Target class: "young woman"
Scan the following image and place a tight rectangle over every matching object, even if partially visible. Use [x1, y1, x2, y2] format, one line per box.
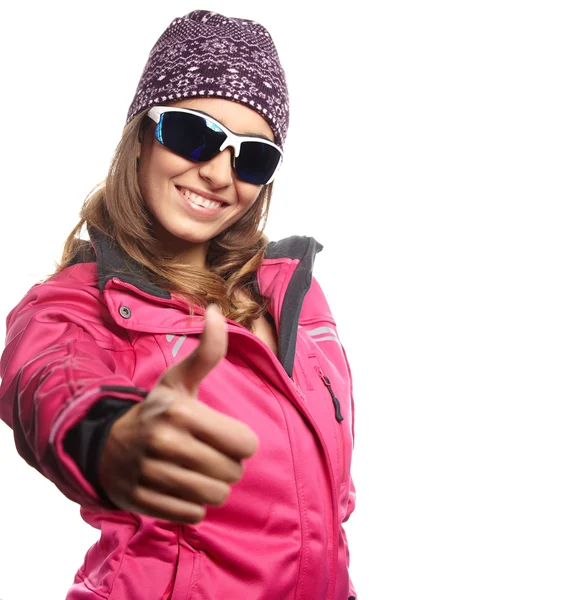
[0, 10, 357, 599]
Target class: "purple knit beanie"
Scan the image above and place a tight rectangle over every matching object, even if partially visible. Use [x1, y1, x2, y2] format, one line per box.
[126, 10, 289, 147]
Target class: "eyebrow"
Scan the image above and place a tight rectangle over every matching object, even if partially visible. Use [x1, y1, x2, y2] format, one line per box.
[240, 131, 274, 142]
[181, 107, 274, 142]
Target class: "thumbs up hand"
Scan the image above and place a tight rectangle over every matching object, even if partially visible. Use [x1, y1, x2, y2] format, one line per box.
[98, 305, 259, 524]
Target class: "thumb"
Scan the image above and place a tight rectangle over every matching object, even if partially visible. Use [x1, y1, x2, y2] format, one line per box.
[158, 304, 228, 396]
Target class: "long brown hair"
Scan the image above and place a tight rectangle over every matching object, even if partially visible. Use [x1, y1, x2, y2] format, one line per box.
[58, 108, 273, 330]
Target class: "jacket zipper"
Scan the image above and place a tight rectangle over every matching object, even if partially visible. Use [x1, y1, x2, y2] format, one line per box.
[315, 366, 344, 422]
[315, 366, 346, 486]
[230, 326, 339, 594]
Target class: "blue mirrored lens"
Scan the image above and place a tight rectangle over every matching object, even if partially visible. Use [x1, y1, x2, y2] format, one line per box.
[156, 112, 226, 162]
[236, 142, 281, 185]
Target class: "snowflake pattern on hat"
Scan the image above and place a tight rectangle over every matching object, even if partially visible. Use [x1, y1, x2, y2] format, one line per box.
[126, 10, 289, 146]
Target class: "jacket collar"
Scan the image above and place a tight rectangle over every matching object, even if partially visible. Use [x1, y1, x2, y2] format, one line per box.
[76, 228, 323, 300]
[88, 228, 172, 299]
[72, 228, 323, 377]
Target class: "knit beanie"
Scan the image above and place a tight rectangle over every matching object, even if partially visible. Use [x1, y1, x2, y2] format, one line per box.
[126, 10, 289, 147]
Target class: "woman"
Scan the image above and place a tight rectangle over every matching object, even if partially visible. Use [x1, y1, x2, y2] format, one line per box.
[0, 10, 356, 599]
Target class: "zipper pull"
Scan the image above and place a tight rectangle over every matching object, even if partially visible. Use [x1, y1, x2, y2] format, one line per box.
[315, 366, 344, 422]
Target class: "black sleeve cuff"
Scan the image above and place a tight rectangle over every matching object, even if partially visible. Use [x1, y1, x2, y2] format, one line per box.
[63, 398, 137, 504]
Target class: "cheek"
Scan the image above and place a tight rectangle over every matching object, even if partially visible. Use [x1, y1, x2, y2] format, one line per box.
[138, 150, 181, 202]
[137, 168, 159, 217]
[236, 183, 263, 210]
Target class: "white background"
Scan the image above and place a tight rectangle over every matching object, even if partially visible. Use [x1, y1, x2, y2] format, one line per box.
[1, 1, 578, 598]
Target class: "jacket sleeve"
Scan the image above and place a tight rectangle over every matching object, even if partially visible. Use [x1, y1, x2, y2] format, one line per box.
[0, 280, 146, 510]
[303, 275, 357, 514]
[302, 275, 358, 597]
[63, 398, 138, 502]
[343, 348, 357, 599]
[339, 327, 357, 600]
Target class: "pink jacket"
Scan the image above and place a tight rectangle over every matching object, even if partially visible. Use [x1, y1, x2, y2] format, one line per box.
[0, 231, 356, 599]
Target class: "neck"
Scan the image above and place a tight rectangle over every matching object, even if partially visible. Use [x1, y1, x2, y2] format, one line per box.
[176, 243, 209, 269]
[153, 226, 210, 269]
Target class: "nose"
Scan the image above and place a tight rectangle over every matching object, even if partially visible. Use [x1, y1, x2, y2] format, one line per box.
[198, 148, 234, 189]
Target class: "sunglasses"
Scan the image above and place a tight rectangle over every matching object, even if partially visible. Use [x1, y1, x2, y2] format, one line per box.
[147, 106, 283, 185]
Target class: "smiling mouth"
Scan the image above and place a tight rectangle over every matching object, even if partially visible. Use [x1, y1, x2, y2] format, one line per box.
[176, 185, 225, 209]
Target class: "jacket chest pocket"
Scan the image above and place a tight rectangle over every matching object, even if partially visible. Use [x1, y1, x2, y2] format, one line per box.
[295, 353, 351, 488]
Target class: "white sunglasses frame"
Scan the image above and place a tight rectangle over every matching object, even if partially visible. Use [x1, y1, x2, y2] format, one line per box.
[147, 106, 284, 185]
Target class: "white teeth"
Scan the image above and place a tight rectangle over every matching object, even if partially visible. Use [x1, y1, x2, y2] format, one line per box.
[178, 186, 222, 209]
